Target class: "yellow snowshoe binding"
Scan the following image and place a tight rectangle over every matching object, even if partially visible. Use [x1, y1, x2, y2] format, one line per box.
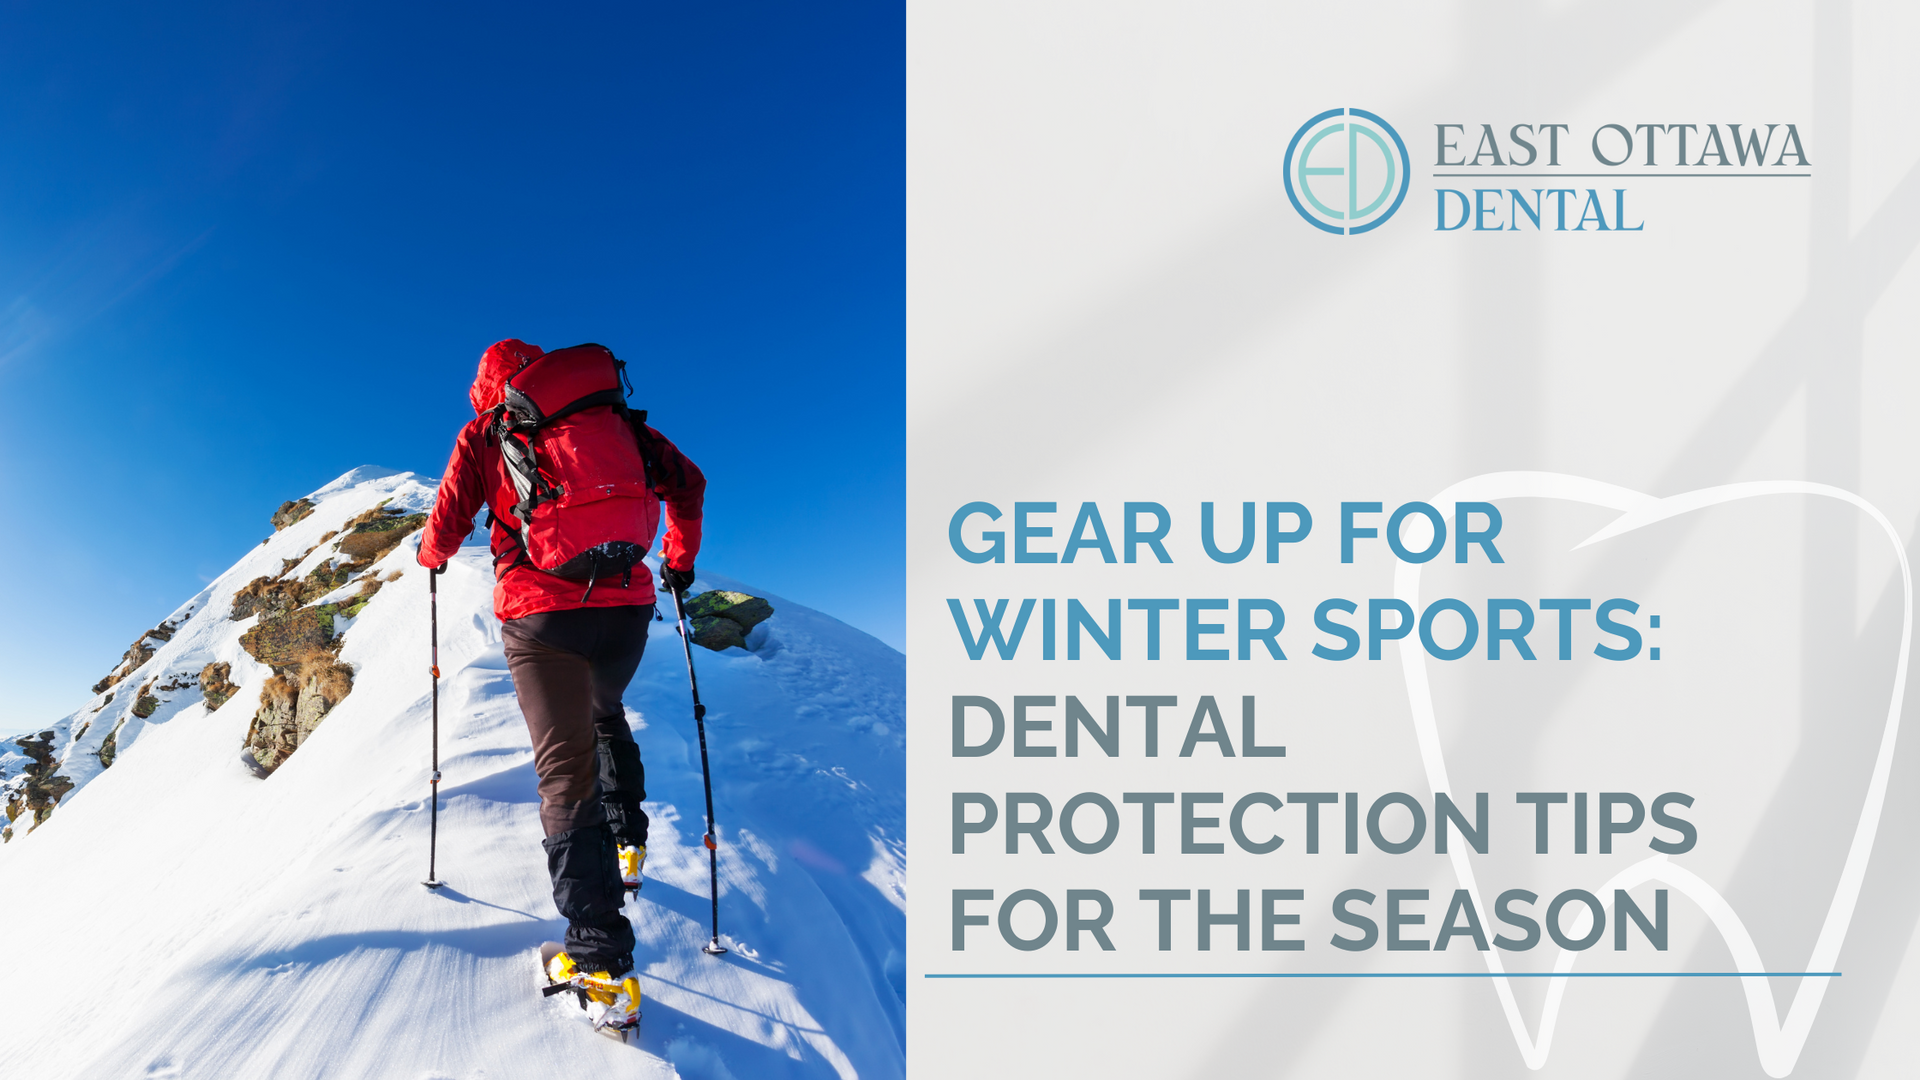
[542, 944, 641, 1041]
[619, 843, 645, 893]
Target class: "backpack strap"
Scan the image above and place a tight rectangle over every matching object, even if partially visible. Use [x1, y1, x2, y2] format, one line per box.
[503, 386, 628, 430]
[492, 409, 564, 527]
[497, 379, 628, 524]
[543, 388, 628, 427]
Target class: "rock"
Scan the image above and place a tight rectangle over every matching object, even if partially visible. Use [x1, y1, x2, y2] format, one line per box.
[271, 499, 317, 531]
[125, 670, 193, 723]
[293, 674, 337, 730]
[132, 678, 161, 719]
[683, 591, 775, 652]
[339, 501, 394, 531]
[8, 732, 74, 828]
[300, 561, 355, 603]
[244, 677, 302, 773]
[336, 510, 428, 561]
[233, 526, 364, 772]
[199, 663, 238, 710]
[121, 639, 155, 674]
[238, 606, 336, 671]
[689, 592, 774, 627]
[230, 577, 307, 621]
[243, 661, 354, 775]
[232, 552, 357, 619]
[685, 590, 775, 633]
[98, 719, 127, 768]
[691, 615, 748, 651]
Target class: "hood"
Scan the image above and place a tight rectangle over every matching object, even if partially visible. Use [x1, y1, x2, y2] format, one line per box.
[469, 339, 544, 415]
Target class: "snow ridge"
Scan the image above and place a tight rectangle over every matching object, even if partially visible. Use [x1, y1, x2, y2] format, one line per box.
[0, 468, 905, 1080]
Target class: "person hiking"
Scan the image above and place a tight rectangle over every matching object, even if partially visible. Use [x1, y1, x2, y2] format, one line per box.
[417, 338, 705, 1035]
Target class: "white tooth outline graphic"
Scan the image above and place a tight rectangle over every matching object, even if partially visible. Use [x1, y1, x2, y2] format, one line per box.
[1394, 473, 1911, 1077]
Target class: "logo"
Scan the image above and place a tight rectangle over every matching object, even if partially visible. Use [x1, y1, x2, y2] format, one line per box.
[1284, 108, 1411, 234]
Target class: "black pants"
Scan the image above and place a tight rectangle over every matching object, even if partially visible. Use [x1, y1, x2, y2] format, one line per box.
[502, 604, 655, 975]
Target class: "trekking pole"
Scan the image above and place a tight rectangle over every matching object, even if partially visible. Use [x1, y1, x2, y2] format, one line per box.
[423, 565, 446, 890]
[670, 583, 727, 955]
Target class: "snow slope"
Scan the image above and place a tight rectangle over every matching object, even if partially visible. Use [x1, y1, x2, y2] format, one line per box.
[0, 468, 905, 1080]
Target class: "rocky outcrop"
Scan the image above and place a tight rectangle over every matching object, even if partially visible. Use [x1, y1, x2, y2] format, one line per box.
[132, 679, 161, 719]
[97, 719, 127, 768]
[237, 507, 420, 624]
[337, 506, 428, 561]
[233, 555, 376, 621]
[684, 590, 776, 652]
[234, 564, 344, 672]
[90, 647, 149, 694]
[230, 576, 308, 621]
[302, 560, 355, 600]
[6, 479, 431, 839]
[6, 732, 73, 829]
[88, 615, 187, 694]
[127, 672, 197, 721]
[237, 615, 351, 773]
[239, 606, 338, 671]
[200, 663, 238, 710]
[244, 661, 354, 774]
[230, 501, 416, 774]
[246, 676, 300, 770]
[271, 499, 317, 531]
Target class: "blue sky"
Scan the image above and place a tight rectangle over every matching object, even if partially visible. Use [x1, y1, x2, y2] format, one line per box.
[0, 1, 903, 731]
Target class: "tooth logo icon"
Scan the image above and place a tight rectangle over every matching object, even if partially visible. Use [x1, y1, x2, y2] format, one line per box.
[1284, 107, 1411, 234]
[1396, 474, 1911, 1077]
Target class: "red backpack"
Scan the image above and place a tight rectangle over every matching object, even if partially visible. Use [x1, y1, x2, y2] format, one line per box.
[488, 343, 664, 599]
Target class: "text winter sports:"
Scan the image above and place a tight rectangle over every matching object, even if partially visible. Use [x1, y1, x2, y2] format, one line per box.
[944, 500, 1660, 662]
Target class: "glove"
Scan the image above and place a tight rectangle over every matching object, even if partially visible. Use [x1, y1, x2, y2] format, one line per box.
[660, 564, 695, 595]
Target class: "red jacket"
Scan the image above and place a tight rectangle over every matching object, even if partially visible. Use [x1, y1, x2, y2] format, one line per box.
[418, 339, 706, 621]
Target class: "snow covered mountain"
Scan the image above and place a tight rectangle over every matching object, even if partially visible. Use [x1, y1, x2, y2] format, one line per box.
[0, 467, 905, 1079]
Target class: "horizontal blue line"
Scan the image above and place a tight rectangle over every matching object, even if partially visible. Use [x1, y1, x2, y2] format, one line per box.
[925, 972, 1840, 980]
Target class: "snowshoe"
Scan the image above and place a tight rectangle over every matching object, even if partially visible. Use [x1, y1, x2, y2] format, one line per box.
[619, 843, 645, 893]
[540, 941, 641, 1042]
